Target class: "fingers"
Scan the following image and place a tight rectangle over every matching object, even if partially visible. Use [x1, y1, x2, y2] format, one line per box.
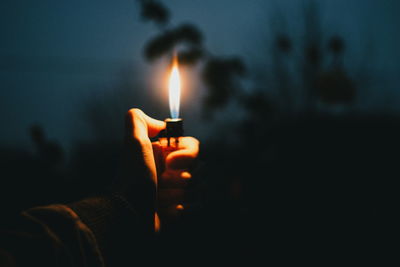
[157, 204, 185, 225]
[124, 109, 165, 186]
[180, 171, 191, 179]
[165, 137, 200, 170]
[153, 136, 199, 184]
[159, 169, 192, 187]
[158, 188, 185, 207]
[126, 108, 166, 141]
[157, 137, 199, 186]
[140, 110, 166, 137]
[158, 188, 187, 224]
[156, 137, 199, 226]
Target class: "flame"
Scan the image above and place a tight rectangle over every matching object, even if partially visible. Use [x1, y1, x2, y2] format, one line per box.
[168, 55, 181, 119]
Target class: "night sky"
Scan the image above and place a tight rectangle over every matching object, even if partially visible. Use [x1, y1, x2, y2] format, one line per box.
[1, 0, 399, 153]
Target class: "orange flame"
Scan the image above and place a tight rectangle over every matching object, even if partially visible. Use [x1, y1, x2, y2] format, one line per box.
[168, 55, 181, 119]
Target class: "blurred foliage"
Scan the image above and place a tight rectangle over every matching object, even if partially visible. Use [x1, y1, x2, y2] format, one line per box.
[138, 0, 170, 25]
[329, 35, 345, 55]
[276, 35, 292, 53]
[317, 69, 356, 105]
[138, 0, 363, 119]
[177, 47, 204, 65]
[202, 57, 246, 112]
[267, 1, 360, 113]
[137, 0, 247, 115]
[144, 24, 203, 61]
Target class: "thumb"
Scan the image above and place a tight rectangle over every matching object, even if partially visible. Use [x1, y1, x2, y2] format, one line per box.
[126, 109, 165, 141]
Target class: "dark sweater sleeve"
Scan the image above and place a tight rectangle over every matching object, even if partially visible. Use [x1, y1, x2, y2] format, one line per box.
[0, 194, 151, 267]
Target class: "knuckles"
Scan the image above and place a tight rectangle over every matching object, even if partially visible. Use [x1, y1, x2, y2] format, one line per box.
[183, 136, 200, 155]
[126, 108, 150, 147]
[126, 108, 143, 124]
[126, 108, 200, 159]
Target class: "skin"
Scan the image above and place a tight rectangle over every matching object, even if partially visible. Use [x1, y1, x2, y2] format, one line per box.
[125, 108, 200, 231]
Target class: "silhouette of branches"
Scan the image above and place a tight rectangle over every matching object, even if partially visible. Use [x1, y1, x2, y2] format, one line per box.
[137, 0, 247, 116]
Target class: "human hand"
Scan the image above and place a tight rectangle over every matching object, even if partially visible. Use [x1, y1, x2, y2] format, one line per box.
[121, 109, 199, 232]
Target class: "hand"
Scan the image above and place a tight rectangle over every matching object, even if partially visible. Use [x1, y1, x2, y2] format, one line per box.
[153, 133, 200, 230]
[121, 109, 199, 232]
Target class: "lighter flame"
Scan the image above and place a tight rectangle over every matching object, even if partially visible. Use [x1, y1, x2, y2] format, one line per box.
[168, 55, 181, 119]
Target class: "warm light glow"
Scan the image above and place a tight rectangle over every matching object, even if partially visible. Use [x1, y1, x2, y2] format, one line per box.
[154, 212, 161, 232]
[168, 55, 181, 119]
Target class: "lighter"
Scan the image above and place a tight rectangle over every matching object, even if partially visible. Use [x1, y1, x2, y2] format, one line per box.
[158, 118, 184, 148]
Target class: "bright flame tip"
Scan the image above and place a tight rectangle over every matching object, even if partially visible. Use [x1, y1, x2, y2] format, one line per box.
[168, 55, 181, 119]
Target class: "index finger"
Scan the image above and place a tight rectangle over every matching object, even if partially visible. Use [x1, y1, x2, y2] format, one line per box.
[166, 137, 200, 170]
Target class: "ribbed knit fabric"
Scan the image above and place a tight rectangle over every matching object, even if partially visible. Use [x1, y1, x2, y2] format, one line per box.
[68, 192, 154, 266]
[0, 203, 108, 267]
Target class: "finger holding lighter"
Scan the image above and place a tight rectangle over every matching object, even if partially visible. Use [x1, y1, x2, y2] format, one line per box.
[153, 118, 199, 229]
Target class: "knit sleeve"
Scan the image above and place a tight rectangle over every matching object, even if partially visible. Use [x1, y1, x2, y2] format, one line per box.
[0, 204, 105, 267]
[0, 194, 152, 267]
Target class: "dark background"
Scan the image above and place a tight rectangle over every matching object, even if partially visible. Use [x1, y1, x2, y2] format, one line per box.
[0, 0, 398, 261]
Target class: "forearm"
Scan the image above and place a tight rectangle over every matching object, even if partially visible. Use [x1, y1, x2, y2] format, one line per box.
[0, 203, 104, 267]
[0, 193, 150, 267]
[68, 193, 153, 264]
